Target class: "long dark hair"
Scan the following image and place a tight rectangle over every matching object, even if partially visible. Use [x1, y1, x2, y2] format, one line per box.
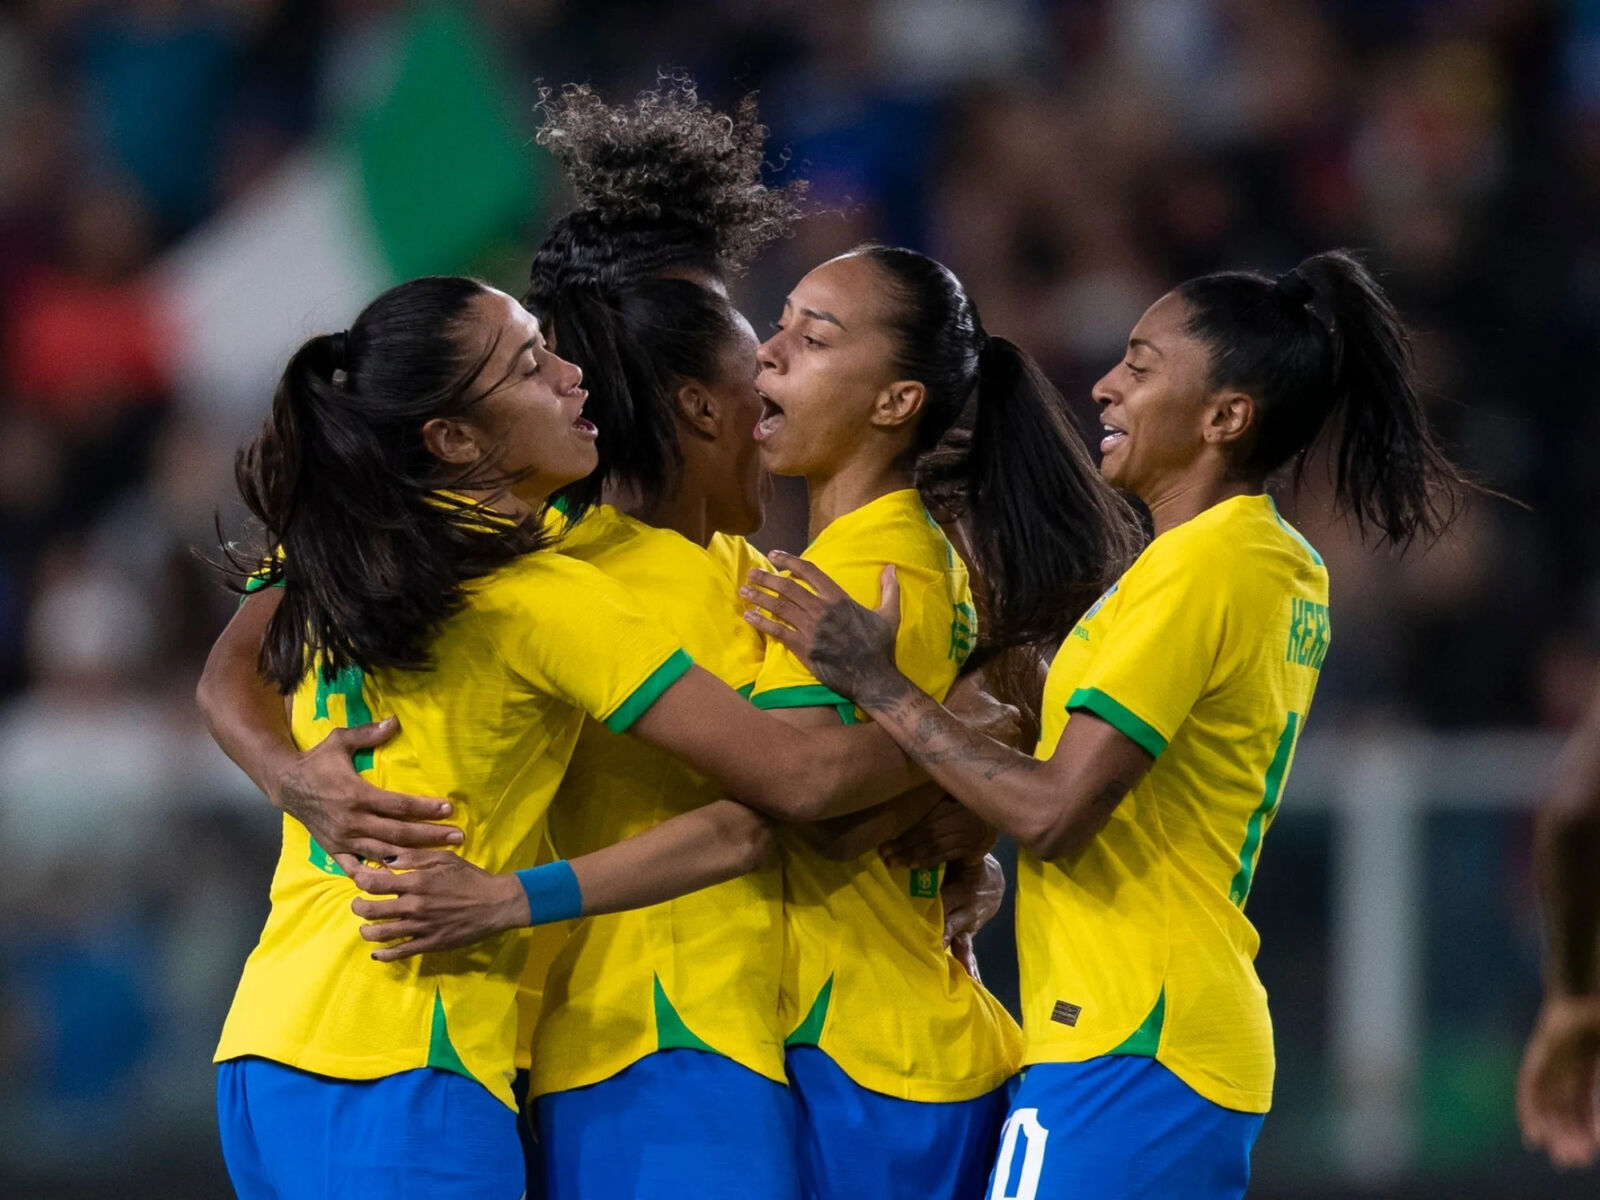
[230, 275, 549, 692]
[854, 245, 1143, 654]
[1178, 249, 1473, 546]
[525, 79, 804, 515]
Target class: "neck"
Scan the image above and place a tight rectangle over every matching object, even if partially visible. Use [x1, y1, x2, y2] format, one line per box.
[604, 478, 715, 547]
[452, 484, 532, 517]
[1141, 471, 1261, 539]
[804, 455, 913, 541]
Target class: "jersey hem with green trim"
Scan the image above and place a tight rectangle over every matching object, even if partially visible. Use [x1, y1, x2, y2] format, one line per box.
[784, 975, 834, 1047]
[1107, 987, 1166, 1057]
[1065, 687, 1168, 758]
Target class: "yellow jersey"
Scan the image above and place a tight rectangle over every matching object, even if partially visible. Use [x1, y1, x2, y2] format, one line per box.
[215, 550, 692, 1110]
[523, 506, 783, 1096]
[1026, 493, 1329, 1113]
[752, 488, 1021, 1102]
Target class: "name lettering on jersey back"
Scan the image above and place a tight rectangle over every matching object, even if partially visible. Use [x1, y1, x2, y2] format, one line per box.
[1285, 598, 1330, 669]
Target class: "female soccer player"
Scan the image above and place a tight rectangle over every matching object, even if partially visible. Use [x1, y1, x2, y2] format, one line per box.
[746, 243, 1141, 1199]
[210, 274, 933, 1200]
[200, 82, 1010, 1200]
[745, 250, 1473, 1199]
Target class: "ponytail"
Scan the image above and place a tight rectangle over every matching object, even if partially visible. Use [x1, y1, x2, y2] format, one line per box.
[1294, 250, 1469, 545]
[856, 244, 1142, 654]
[1179, 249, 1476, 548]
[963, 336, 1143, 649]
[226, 275, 548, 693]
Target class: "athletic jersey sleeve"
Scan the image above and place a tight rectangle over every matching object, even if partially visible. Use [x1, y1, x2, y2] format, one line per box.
[748, 544, 885, 720]
[494, 558, 693, 733]
[1063, 531, 1234, 759]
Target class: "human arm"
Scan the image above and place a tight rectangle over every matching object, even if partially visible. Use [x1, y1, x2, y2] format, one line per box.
[194, 588, 462, 861]
[774, 659, 1024, 864]
[624, 665, 924, 822]
[1518, 686, 1600, 1167]
[742, 554, 1152, 860]
[347, 800, 773, 960]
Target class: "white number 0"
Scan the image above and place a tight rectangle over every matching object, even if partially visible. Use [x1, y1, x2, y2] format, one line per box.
[988, 1106, 1049, 1200]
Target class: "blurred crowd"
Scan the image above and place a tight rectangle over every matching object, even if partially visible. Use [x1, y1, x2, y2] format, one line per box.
[0, 0, 1592, 1195]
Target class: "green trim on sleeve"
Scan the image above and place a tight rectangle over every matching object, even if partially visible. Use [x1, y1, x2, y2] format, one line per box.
[242, 574, 283, 594]
[751, 683, 859, 725]
[1066, 687, 1168, 759]
[604, 648, 693, 733]
[736, 681, 755, 700]
[751, 683, 851, 711]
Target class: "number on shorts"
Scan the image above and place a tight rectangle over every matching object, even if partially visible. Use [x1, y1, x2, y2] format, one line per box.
[989, 1106, 1049, 1200]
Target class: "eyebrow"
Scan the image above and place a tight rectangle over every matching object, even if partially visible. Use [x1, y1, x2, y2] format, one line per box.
[515, 335, 539, 358]
[1127, 337, 1162, 358]
[784, 297, 846, 331]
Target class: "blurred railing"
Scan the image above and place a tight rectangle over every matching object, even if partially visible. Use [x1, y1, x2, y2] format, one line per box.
[1287, 730, 1560, 1186]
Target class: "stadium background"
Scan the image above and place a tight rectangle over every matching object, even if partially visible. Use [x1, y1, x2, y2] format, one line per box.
[0, 0, 1593, 1196]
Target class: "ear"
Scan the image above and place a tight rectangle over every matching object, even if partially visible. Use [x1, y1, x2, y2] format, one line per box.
[422, 416, 487, 466]
[674, 380, 720, 441]
[1203, 389, 1254, 447]
[869, 380, 926, 431]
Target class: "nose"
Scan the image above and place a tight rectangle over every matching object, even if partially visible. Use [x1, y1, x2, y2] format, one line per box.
[1090, 367, 1116, 408]
[554, 351, 583, 393]
[756, 334, 782, 373]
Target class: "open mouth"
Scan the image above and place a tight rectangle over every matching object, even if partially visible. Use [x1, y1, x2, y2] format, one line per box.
[572, 416, 598, 438]
[754, 392, 785, 442]
[1099, 423, 1127, 454]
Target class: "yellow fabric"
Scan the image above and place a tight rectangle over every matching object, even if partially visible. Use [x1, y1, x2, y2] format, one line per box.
[215, 550, 691, 1110]
[1026, 494, 1329, 1114]
[511, 833, 571, 1074]
[521, 507, 783, 1096]
[752, 488, 1020, 1102]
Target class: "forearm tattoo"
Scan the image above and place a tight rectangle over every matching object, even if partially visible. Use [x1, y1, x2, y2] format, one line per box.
[875, 688, 1040, 784]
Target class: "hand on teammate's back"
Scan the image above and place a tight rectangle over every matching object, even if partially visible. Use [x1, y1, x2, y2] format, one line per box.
[271, 715, 462, 869]
[1517, 994, 1600, 1168]
[347, 850, 531, 961]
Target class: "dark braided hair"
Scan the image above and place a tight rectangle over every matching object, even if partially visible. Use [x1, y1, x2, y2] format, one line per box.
[526, 78, 806, 516]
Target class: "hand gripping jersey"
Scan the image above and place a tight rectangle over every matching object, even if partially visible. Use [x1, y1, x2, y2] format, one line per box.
[752, 488, 1021, 1102]
[215, 550, 692, 1110]
[1025, 494, 1330, 1114]
[521, 505, 783, 1097]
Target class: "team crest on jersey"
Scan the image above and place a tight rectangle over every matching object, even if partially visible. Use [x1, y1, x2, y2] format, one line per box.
[1071, 583, 1119, 640]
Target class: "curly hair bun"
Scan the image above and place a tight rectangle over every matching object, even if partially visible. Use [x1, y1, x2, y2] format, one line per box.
[535, 76, 806, 276]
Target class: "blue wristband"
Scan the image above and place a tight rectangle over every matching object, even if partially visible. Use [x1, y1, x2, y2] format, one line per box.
[513, 860, 583, 926]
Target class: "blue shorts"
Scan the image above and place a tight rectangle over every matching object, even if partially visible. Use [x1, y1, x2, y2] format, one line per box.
[787, 1045, 1011, 1200]
[216, 1057, 522, 1200]
[537, 1048, 799, 1200]
[985, 1057, 1265, 1200]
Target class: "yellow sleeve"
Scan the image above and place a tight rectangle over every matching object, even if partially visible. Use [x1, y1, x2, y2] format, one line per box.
[749, 546, 886, 723]
[1063, 535, 1231, 759]
[497, 559, 693, 733]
